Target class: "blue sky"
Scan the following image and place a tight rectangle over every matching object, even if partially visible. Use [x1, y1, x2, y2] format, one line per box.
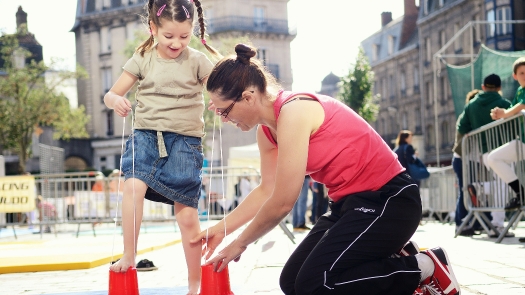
[0, 0, 405, 92]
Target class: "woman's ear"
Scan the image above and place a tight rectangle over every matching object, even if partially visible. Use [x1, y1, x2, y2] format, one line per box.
[242, 90, 256, 105]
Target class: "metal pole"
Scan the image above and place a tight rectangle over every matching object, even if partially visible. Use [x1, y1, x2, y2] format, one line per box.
[433, 55, 440, 166]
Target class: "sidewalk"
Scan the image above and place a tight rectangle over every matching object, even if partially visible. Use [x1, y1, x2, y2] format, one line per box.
[0, 220, 524, 294]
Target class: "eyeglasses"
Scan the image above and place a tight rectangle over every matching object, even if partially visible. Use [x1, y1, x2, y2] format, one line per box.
[216, 91, 253, 118]
[216, 99, 237, 118]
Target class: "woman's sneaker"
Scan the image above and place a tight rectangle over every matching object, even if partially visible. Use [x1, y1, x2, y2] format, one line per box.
[420, 247, 460, 295]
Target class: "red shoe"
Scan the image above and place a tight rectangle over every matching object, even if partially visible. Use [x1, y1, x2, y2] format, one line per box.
[420, 247, 460, 295]
[413, 286, 424, 295]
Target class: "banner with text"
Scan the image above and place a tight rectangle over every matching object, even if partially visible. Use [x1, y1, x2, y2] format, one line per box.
[0, 175, 36, 212]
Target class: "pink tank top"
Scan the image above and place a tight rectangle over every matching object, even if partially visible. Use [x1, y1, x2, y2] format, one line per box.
[261, 91, 404, 202]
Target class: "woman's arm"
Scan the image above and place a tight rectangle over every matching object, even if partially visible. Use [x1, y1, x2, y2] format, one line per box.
[206, 98, 324, 271]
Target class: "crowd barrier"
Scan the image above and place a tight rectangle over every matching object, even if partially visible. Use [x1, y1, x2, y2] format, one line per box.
[419, 166, 457, 223]
[457, 111, 525, 243]
[1, 166, 269, 239]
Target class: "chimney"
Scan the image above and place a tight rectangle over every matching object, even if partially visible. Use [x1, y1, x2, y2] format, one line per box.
[399, 0, 419, 47]
[381, 12, 393, 27]
[16, 6, 28, 32]
[404, 0, 418, 17]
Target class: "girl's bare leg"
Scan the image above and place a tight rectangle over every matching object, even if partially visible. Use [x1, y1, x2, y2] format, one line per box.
[174, 202, 201, 295]
[110, 178, 147, 272]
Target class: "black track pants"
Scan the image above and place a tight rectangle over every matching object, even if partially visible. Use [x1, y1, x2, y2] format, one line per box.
[280, 173, 422, 295]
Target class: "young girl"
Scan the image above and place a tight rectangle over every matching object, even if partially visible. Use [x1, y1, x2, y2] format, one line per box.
[104, 0, 219, 294]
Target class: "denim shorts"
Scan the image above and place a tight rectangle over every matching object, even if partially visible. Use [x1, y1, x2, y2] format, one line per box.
[122, 129, 203, 208]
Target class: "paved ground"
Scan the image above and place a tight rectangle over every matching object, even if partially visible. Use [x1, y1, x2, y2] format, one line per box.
[0, 219, 524, 295]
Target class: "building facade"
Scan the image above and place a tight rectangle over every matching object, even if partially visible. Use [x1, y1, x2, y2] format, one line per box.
[362, 0, 523, 166]
[71, 0, 296, 171]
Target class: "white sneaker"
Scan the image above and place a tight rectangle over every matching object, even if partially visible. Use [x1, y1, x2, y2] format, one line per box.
[488, 226, 515, 238]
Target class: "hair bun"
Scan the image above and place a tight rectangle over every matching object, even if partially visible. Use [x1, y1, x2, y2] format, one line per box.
[235, 44, 256, 65]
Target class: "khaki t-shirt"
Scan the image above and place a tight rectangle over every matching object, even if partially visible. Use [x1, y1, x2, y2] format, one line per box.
[123, 46, 213, 137]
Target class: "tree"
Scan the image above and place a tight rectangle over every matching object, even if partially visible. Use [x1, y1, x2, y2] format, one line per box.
[338, 47, 379, 123]
[0, 33, 89, 173]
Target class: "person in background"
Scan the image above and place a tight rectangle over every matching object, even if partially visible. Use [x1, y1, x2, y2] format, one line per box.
[457, 73, 513, 238]
[393, 130, 420, 186]
[291, 175, 311, 231]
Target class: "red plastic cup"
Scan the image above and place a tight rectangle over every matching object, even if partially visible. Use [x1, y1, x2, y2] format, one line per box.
[108, 267, 140, 295]
[199, 264, 234, 295]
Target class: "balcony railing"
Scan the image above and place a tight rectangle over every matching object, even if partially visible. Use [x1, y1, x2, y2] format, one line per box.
[207, 16, 294, 35]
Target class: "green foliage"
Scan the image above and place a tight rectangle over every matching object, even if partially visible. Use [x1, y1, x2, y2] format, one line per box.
[338, 47, 379, 123]
[0, 33, 89, 173]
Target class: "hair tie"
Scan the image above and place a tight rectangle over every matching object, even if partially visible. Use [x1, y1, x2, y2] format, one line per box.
[157, 4, 166, 16]
[201, 39, 207, 45]
[182, 6, 190, 18]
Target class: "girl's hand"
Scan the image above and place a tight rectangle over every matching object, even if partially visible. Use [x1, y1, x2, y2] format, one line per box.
[204, 238, 247, 272]
[190, 226, 226, 261]
[113, 95, 132, 117]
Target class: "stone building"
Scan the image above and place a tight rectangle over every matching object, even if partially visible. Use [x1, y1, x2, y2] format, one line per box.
[71, 0, 296, 171]
[362, 0, 524, 166]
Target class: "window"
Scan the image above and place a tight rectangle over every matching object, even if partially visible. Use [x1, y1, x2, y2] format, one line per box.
[414, 67, 420, 89]
[473, 14, 481, 42]
[106, 110, 114, 136]
[486, 9, 495, 38]
[426, 124, 435, 147]
[101, 67, 112, 100]
[257, 49, 267, 66]
[402, 112, 408, 130]
[86, 0, 96, 12]
[453, 23, 460, 51]
[439, 0, 444, 7]
[100, 27, 111, 53]
[388, 36, 396, 55]
[415, 108, 421, 128]
[424, 0, 429, 15]
[372, 44, 379, 62]
[382, 78, 387, 100]
[441, 121, 449, 146]
[496, 6, 512, 35]
[425, 37, 431, 61]
[441, 75, 448, 101]
[111, 0, 122, 8]
[389, 74, 395, 99]
[254, 6, 265, 27]
[439, 30, 446, 48]
[400, 72, 406, 94]
[426, 81, 433, 104]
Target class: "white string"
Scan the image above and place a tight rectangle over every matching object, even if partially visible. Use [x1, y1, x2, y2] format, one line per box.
[218, 123, 227, 239]
[110, 116, 127, 265]
[204, 115, 217, 257]
[109, 109, 137, 268]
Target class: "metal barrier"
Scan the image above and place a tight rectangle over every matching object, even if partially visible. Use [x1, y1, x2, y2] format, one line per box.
[419, 166, 458, 223]
[1, 166, 299, 241]
[457, 112, 525, 243]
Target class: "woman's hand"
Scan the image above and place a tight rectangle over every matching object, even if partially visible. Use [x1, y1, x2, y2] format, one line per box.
[204, 238, 247, 272]
[190, 225, 226, 261]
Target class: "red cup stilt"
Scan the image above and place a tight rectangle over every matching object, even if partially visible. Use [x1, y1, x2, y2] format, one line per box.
[109, 267, 140, 295]
[199, 264, 234, 295]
